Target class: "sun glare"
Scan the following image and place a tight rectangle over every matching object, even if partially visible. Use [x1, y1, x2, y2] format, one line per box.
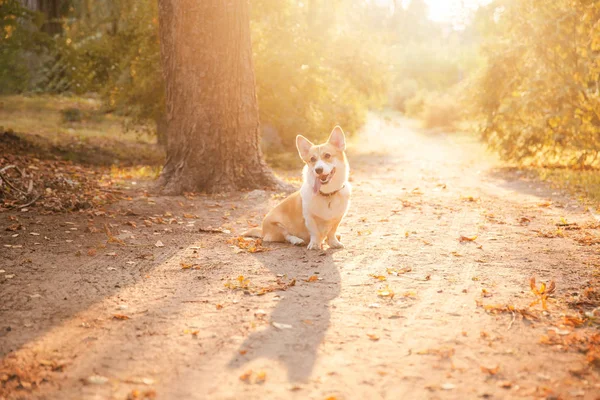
[374, 0, 492, 25]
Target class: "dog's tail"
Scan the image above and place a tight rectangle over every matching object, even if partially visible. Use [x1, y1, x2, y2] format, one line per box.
[242, 227, 263, 238]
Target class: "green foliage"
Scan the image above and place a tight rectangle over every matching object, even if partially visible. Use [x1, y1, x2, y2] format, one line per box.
[405, 89, 463, 130]
[251, 1, 388, 148]
[0, 0, 50, 94]
[468, 0, 600, 167]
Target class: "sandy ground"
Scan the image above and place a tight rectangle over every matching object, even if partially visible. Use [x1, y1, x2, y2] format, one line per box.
[1, 116, 600, 400]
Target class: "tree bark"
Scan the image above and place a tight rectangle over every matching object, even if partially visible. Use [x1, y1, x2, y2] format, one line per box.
[156, 0, 280, 194]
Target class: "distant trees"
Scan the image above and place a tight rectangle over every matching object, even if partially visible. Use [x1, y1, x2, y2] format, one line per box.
[469, 0, 600, 167]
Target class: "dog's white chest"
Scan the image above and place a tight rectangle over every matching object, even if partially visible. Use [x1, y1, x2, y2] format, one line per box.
[302, 185, 351, 222]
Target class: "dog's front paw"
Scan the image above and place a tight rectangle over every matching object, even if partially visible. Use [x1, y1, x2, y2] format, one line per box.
[306, 240, 323, 250]
[327, 239, 345, 249]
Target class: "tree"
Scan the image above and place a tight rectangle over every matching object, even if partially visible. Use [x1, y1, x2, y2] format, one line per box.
[156, 0, 280, 194]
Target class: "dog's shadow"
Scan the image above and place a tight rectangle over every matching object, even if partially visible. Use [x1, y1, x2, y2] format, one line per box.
[227, 247, 341, 382]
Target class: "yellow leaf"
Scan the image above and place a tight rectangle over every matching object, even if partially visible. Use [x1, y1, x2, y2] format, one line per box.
[255, 371, 267, 384]
[377, 286, 395, 299]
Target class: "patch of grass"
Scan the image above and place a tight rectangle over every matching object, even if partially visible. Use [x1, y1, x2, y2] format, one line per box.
[0, 94, 155, 145]
[531, 167, 600, 208]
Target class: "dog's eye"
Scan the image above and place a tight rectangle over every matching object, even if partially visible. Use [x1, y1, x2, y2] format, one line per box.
[324, 153, 331, 159]
[310, 156, 317, 163]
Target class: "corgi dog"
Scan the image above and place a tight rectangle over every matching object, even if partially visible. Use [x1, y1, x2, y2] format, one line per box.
[244, 126, 351, 250]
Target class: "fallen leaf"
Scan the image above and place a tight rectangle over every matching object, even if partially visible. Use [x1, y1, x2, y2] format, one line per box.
[459, 235, 478, 242]
[255, 371, 267, 384]
[387, 266, 412, 276]
[481, 365, 500, 375]
[239, 370, 252, 382]
[155, 240, 164, 248]
[306, 275, 319, 282]
[113, 314, 130, 320]
[377, 286, 395, 299]
[367, 333, 380, 341]
[369, 274, 387, 281]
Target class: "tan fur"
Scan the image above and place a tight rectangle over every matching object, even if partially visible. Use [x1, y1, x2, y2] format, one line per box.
[260, 191, 310, 242]
[244, 126, 351, 250]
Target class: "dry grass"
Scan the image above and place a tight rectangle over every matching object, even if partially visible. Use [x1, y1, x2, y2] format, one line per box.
[0, 95, 155, 145]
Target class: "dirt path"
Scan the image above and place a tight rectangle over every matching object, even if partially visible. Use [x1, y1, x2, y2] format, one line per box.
[2, 116, 600, 400]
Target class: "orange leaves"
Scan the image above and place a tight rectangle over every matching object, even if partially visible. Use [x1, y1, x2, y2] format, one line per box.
[386, 266, 412, 276]
[180, 262, 201, 270]
[529, 276, 556, 310]
[459, 235, 478, 242]
[369, 274, 387, 281]
[104, 223, 125, 246]
[255, 278, 296, 296]
[417, 347, 455, 359]
[476, 300, 539, 321]
[113, 314, 130, 320]
[377, 286, 395, 299]
[367, 333, 380, 341]
[224, 275, 251, 291]
[239, 370, 252, 382]
[461, 195, 479, 203]
[224, 275, 296, 296]
[480, 365, 500, 375]
[227, 236, 267, 253]
[239, 370, 266, 384]
[306, 275, 319, 283]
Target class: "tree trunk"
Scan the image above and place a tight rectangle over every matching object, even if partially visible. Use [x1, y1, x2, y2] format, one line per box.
[156, 0, 280, 194]
[37, 0, 63, 35]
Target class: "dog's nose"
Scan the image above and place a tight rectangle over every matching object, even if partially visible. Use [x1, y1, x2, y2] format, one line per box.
[315, 167, 323, 174]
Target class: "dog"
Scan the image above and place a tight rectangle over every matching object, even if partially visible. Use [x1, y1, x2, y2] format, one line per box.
[244, 126, 351, 250]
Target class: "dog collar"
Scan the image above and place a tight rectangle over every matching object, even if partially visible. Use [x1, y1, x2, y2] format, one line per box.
[319, 184, 346, 197]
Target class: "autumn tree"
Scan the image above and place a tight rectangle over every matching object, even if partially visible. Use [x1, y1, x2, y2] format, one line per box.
[470, 0, 600, 167]
[156, 0, 280, 194]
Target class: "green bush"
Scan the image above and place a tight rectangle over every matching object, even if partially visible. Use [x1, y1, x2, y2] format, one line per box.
[3, 0, 390, 151]
[467, 0, 600, 167]
[389, 79, 419, 113]
[405, 89, 463, 130]
[0, 0, 50, 94]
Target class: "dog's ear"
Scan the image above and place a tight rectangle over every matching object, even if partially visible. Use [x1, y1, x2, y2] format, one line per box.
[296, 135, 313, 160]
[328, 126, 346, 151]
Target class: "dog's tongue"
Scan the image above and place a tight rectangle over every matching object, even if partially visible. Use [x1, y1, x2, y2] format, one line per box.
[313, 176, 322, 194]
